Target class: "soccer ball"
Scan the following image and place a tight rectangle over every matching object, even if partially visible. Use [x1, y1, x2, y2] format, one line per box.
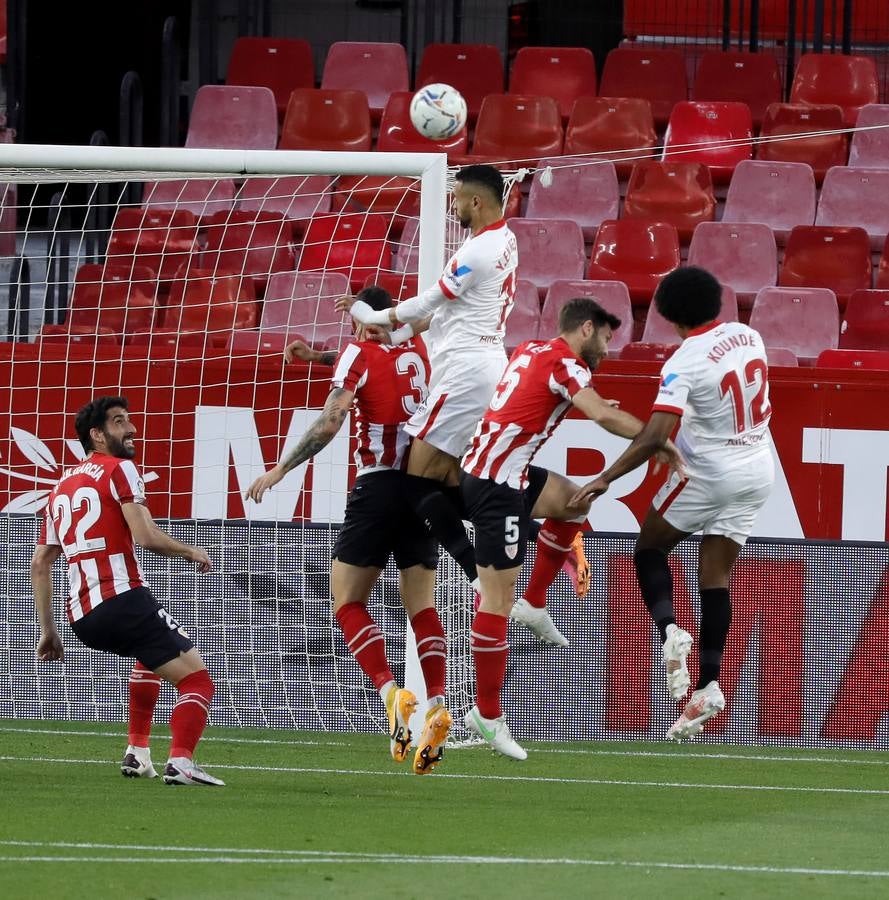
[409, 84, 468, 140]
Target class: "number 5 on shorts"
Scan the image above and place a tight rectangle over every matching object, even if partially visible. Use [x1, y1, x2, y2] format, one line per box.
[504, 516, 520, 544]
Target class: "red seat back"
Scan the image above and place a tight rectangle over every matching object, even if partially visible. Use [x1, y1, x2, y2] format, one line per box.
[164, 266, 258, 342]
[817, 348, 889, 370]
[141, 179, 236, 219]
[540, 279, 634, 351]
[67, 264, 157, 337]
[840, 290, 889, 350]
[750, 285, 840, 363]
[623, 161, 716, 241]
[599, 47, 688, 125]
[261, 271, 351, 347]
[564, 97, 657, 177]
[225, 37, 315, 118]
[849, 104, 889, 168]
[505, 279, 542, 352]
[321, 42, 409, 119]
[643, 283, 739, 343]
[363, 271, 419, 302]
[509, 46, 597, 119]
[791, 53, 880, 127]
[107, 207, 199, 283]
[202, 211, 295, 282]
[417, 43, 504, 121]
[236, 176, 332, 223]
[757, 103, 848, 182]
[280, 89, 372, 152]
[662, 101, 753, 183]
[472, 94, 563, 163]
[507, 218, 586, 293]
[186, 85, 278, 150]
[815, 166, 889, 250]
[299, 214, 391, 292]
[693, 51, 781, 125]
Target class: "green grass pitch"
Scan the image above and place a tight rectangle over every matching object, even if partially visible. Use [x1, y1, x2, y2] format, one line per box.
[1, 720, 888, 899]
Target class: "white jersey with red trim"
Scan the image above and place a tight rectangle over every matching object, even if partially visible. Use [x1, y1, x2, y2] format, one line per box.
[426, 219, 518, 368]
[461, 338, 592, 489]
[332, 337, 430, 476]
[653, 320, 773, 473]
[39, 453, 148, 623]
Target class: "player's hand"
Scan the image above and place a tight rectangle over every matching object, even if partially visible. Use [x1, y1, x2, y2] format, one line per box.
[605, 398, 620, 408]
[362, 324, 392, 345]
[334, 294, 355, 315]
[187, 547, 211, 574]
[569, 477, 609, 507]
[37, 630, 64, 662]
[652, 441, 686, 480]
[284, 339, 315, 364]
[245, 466, 285, 503]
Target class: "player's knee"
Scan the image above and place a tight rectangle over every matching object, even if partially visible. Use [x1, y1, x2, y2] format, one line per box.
[175, 666, 214, 701]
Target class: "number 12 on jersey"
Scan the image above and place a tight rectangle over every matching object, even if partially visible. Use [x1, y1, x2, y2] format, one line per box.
[720, 358, 772, 433]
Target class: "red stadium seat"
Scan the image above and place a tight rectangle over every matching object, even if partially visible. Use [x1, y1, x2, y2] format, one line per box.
[106, 207, 199, 284]
[587, 220, 681, 304]
[750, 286, 839, 364]
[619, 342, 677, 362]
[279, 89, 372, 152]
[185, 85, 278, 151]
[662, 101, 754, 183]
[142, 179, 236, 220]
[377, 92, 468, 156]
[505, 279, 541, 352]
[564, 97, 657, 178]
[321, 42, 409, 121]
[229, 328, 299, 357]
[299, 213, 390, 292]
[779, 225, 872, 309]
[507, 218, 586, 294]
[722, 159, 816, 245]
[526, 157, 619, 240]
[393, 216, 420, 275]
[201, 211, 295, 286]
[261, 271, 352, 348]
[817, 348, 889, 370]
[330, 175, 420, 224]
[816, 166, 889, 250]
[363, 271, 419, 302]
[687, 222, 777, 310]
[539, 279, 634, 352]
[225, 37, 315, 120]
[509, 46, 597, 120]
[764, 347, 799, 366]
[790, 53, 879, 128]
[642, 283, 739, 344]
[849, 105, 889, 168]
[879, 235, 889, 289]
[236, 176, 332, 225]
[693, 51, 782, 126]
[623, 161, 716, 241]
[839, 290, 889, 350]
[472, 95, 563, 163]
[599, 47, 688, 126]
[417, 43, 504, 122]
[63, 264, 157, 341]
[757, 103, 848, 183]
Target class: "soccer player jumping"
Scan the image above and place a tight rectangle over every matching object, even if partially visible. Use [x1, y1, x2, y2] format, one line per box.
[571, 267, 775, 741]
[32, 397, 223, 785]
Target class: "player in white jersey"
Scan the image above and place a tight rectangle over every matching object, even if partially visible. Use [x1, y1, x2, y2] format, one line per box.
[571, 267, 775, 741]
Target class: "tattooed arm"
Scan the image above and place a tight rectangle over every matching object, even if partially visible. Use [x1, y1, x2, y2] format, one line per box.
[284, 338, 338, 367]
[245, 387, 353, 503]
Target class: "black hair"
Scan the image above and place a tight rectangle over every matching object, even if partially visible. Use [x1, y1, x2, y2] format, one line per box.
[74, 396, 129, 453]
[454, 164, 504, 205]
[558, 296, 621, 334]
[654, 266, 722, 328]
[356, 285, 394, 312]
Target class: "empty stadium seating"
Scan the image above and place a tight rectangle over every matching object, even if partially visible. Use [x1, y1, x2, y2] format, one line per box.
[764, 347, 800, 366]
[839, 290, 889, 350]
[816, 348, 889, 370]
[750, 286, 840, 364]
[880, 236, 889, 289]
[185, 85, 278, 151]
[849, 105, 889, 168]
[235, 176, 333, 224]
[618, 342, 677, 362]
[509, 46, 597, 119]
[106, 208, 199, 284]
[564, 97, 657, 178]
[472, 94, 563, 162]
[330, 175, 419, 222]
[662, 101, 753, 183]
[261, 271, 352, 348]
[141, 179, 236, 219]
[722, 159, 817, 244]
[417, 43, 504, 122]
[505, 279, 541, 351]
[321, 42, 409, 120]
[779, 225, 872, 308]
[525, 158, 619, 240]
[692, 51, 782, 125]
[599, 47, 688, 126]
[623, 161, 715, 241]
[298, 213, 390, 292]
[225, 37, 315, 119]
[642, 283, 739, 344]
[687, 222, 777, 308]
[377, 92, 468, 155]
[539, 279, 634, 351]
[279, 89, 372, 152]
[201, 211, 295, 285]
[507, 218, 586, 294]
[363, 271, 418, 302]
[587, 220, 681, 303]
[757, 103, 849, 181]
[790, 53, 880, 127]
[815, 166, 889, 250]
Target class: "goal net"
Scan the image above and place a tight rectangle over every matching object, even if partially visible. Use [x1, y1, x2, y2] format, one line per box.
[0, 143, 493, 740]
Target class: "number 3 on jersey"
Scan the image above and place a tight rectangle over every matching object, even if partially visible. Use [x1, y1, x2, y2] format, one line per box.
[720, 358, 772, 433]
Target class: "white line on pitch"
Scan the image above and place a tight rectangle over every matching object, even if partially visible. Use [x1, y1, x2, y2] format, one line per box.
[1, 754, 886, 796]
[2, 725, 886, 768]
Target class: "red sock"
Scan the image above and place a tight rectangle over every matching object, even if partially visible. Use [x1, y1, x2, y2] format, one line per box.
[411, 607, 446, 700]
[471, 611, 508, 720]
[169, 669, 214, 760]
[335, 602, 394, 691]
[524, 519, 583, 608]
[128, 662, 162, 748]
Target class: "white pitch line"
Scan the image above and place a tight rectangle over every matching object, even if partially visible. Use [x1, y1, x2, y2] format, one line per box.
[1, 754, 887, 797]
[2, 725, 887, 768]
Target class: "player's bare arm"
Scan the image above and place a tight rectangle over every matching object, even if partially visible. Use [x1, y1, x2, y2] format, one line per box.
[245, 387, 354, 503]
[570, 411, 682, 506]
[284, 338, 337, 367]
[121, 503, 212, 573]
[31, 542, 64, 661]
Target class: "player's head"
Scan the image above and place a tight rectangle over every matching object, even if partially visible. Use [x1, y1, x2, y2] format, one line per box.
[75, 396, 136, 459]
[356, 285, 394, 312]
[453, 165, 504, 229]
[654, 266, 722, 333]
[559, 297, 621, 370]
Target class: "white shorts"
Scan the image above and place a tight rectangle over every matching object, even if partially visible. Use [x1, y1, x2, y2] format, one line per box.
[653, 452, 775, 545]
[405, 351, 507, 458]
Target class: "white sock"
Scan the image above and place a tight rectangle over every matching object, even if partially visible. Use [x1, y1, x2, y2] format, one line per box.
[471, 577, 481, 592]
[379, 679, 397, 704]
[428, 694, 445, 710]
[127, 744, 151, 762]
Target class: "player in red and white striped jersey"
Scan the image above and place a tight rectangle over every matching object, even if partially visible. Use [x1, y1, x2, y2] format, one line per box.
[459, 297, 684, 757]
[32, 396, 223, 786]
[246, 286, 452, 775]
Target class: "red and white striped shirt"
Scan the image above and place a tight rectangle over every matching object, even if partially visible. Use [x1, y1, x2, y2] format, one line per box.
[462, 338, 592, 489]
[332, 338, 430, 476]
[39, 454, 148, 622]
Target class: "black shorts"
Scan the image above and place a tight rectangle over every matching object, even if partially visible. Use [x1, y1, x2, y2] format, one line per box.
[333, 469, 439, 571]
[460, 465, 550, 570]
[70, 586, 194, 671]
